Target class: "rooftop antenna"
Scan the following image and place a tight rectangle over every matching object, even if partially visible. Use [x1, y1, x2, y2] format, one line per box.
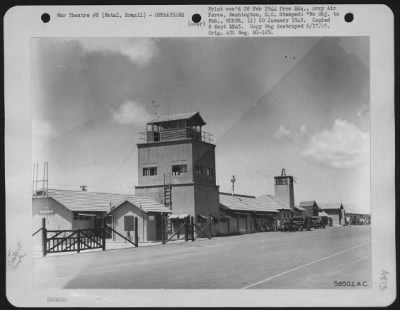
[231, 175, 236, 196]
[281, 168, 286, 176]
[151, 99, 160, 118]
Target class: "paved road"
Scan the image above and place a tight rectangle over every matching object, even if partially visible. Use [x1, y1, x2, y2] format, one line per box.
[33, 225, 371, 289]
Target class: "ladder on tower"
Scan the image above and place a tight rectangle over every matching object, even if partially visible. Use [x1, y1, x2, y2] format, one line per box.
[164, 173, 172, 235]
[163, 173, 172, 209]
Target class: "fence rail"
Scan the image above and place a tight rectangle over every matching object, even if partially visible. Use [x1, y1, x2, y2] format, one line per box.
[35, 217, 139, 256]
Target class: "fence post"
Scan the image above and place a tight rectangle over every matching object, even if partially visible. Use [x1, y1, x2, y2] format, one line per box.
[42, 218, 47, 257]
[77, 229, 81, 253]
[184, 216, 188, 242]
[208, 215, 212, 239]
[161, 214, 165, 244]
[102, 217, 106, 251]
[134, 217, 139, 247]
[190, 216, 195, 241]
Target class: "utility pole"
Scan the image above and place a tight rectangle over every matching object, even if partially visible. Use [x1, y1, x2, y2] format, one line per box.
[231, 175, 236, 196]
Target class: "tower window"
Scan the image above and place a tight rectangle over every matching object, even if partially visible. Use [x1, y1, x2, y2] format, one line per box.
[206, 167, 215, 177]
[276, 178, 288, 185]
[143, 167, 157, 176]
[195, 165, 203, 175]
[172, 164, 187, 176]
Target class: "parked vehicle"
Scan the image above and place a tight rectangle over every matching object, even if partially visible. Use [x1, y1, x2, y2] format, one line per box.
[289, 216, 312, 231]
[279, 219, 293, 232]
[311, 216, 326, 229]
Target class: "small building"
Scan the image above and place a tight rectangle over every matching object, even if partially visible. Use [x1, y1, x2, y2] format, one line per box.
[319, 202, 346, 226]
[341, 204, 371, 225]
[299, 200, 321, 217]
[32, 189, 171, 242]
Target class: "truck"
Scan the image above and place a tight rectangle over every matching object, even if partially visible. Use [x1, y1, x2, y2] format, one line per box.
[311, 216, 326, 229]
[290, 216, 311, 231]
[279, 216, 311, 232]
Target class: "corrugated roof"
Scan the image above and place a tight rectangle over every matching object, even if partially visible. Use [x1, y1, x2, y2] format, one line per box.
[42, 189, 170, 213]
[254, 195, 287, 212]
[148, 112, 205, 125]
[219, 193, 278, 213]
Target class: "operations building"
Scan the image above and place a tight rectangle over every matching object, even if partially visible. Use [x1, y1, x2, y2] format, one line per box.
[134, 112, 220, 234]
[34, 112, 325, 245]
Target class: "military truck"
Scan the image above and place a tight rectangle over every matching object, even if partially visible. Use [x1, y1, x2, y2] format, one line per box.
[289, 216, 312, 231]
[311, 216, 326, 229]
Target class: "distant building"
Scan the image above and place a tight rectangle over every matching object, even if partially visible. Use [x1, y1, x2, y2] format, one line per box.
[319, 202, 345, 225]
[299, 200, 321, 217]
[273, 169, 305, 219]
[340, 204, 371, 225]
[274, 168, 295, 209]
[219, 193, 281, 234]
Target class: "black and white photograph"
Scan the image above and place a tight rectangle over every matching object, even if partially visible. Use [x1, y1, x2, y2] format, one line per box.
[4, 4, 395, 307]
[30, 36, 372, 289]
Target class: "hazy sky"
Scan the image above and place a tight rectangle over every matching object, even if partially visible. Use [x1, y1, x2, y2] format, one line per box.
[32, 37, 370, 213]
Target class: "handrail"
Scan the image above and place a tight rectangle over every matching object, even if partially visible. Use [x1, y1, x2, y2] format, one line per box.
[142, 127, 213, 143]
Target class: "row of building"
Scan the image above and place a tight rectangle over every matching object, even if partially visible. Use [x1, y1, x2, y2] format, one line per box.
[33, 112, 370, 243]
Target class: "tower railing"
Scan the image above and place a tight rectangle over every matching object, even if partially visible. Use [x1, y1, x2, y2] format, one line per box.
[139, 127, 213, 144]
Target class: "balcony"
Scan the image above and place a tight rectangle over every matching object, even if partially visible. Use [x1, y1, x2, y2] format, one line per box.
[139, 127, 213, 144]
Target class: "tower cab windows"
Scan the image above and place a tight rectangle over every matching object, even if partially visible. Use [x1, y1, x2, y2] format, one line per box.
[143, 167, 157, 176]
[275, 178, 289, 185]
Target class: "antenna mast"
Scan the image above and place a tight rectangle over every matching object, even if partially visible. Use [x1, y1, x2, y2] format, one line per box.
[152, 100, 160, 118]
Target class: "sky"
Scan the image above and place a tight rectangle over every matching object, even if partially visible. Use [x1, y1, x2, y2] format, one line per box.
[32, 37, 370, 213]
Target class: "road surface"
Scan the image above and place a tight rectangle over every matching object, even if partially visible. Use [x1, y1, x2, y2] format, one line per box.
[33, 225, 371, 289]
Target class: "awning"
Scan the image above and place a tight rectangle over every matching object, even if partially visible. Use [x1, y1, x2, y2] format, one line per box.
[168, 214, 190, 220]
